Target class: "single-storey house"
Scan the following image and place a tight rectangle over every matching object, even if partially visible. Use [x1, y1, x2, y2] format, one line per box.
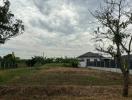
[77, 52, 115, 68]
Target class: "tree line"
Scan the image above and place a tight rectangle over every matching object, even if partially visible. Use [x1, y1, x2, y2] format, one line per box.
[25, 56, 79, 68]
[0, 53, 79, 69]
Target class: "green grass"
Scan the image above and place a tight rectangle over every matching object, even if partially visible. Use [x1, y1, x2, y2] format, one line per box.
[43, 63, 71, 68]
[9, 73, 101, 86]
[0, 67, 41, 85]
[0, 65, 127, 86]
[0, 65, 132, 99]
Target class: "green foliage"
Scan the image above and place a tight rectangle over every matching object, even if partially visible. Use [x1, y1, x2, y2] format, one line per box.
[0, 0, 24, 44]
[33, 56, 45, 64]
[25, 58, 37, 67]
[0, 53, 79, 69]
[1, 53, 18, 69]
[70, 59, 79, 68]
[25, 56, 45, 67]
[44, 58, 54, 64]
[63, 59, 79, 68]
[52, 57, 79, 68]
[25, 56, 79, 68]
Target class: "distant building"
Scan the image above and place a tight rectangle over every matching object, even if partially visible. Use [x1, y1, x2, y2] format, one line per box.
[122, 55, 132, 69]
[77, 52, 115, 68]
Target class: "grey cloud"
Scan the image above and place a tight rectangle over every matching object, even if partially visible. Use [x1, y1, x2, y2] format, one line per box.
[2, 0, 102, 58]
[33, 0, 63, 16]
[29, 16, 78, 36]
[32, 0, 100, 34]
[33, 0, 51, 15]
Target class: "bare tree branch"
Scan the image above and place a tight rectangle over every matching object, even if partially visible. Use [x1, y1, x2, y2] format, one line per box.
[129, 36, 132, 52]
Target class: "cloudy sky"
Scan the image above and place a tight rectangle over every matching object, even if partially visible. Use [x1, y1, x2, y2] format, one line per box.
[0, 0, 117, 58]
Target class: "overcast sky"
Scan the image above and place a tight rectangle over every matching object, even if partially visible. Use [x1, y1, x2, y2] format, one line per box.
[1, 0, 129, 58]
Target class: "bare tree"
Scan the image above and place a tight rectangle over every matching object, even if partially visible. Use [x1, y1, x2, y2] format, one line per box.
[0, 0, 24, 44]
[93, 0, 132, 97]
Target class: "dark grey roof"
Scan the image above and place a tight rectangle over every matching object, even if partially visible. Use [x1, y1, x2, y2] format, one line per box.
[78, 52, 104, 58]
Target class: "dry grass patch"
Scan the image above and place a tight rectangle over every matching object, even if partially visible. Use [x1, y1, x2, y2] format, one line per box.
[0, 85, 132, 100]
[0, 66, 132, 99]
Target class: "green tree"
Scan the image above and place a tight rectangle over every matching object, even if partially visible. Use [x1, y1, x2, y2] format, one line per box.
[0, 0, 24, 44]
[93, 0, 132, 96]
[2, 53, 17, 69]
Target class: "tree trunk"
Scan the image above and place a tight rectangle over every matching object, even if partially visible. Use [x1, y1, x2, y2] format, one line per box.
[123, 71, 129, 97]
[122, 53, 130, 97]
[116, 44, 129, 97]
[116, 44, 124, 72]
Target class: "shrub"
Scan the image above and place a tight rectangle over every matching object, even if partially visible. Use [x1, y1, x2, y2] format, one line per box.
[71, 60, 79, 68]
[25, 58, 37, 67]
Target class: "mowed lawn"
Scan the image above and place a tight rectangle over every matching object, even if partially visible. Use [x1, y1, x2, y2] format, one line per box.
[0, 64, 132, 100]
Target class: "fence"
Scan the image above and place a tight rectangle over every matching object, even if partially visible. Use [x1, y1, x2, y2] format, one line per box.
[0, 61, 17, 69]
[87, 60, 132, 69]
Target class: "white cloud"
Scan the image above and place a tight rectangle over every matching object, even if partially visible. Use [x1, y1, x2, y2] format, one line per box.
[0, 0, 107, 58]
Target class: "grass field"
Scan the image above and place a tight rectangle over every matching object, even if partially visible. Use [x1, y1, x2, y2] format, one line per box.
[0, 64, 132, 100]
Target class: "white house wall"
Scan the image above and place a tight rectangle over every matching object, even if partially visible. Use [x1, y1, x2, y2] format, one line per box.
[78, 57, 101, 67]
[79, 61, 86, 67]
[78, 58, 86, 67]
[89, 58, 100, 62]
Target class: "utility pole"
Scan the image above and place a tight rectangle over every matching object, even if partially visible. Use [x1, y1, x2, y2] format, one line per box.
[43, 52, 45, 58]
